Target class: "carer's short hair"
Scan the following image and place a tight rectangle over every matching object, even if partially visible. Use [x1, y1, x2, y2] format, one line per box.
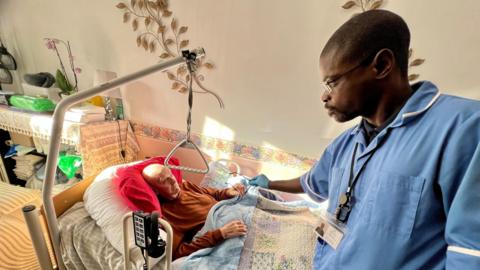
[321, 10, 411, 77]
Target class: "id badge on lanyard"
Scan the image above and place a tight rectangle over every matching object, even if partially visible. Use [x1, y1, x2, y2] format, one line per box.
[313, 210, 346, 250]
[314, 143, 377, 250]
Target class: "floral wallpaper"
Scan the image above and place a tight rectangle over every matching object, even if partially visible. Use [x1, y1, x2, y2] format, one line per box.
[131, 121, 317, 171]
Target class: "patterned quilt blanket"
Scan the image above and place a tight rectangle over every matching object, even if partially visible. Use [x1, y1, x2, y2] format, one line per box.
[181, 187, 319, 270]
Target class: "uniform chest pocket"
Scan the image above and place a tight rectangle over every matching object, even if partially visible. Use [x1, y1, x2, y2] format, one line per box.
[364, 170, 425, 237]
[327, 167, 346, 214]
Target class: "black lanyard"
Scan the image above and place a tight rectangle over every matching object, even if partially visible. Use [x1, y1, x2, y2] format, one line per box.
[335, 143, 377, 223]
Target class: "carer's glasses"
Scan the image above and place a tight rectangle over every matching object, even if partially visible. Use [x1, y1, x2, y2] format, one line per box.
[320, 54, 376, 95]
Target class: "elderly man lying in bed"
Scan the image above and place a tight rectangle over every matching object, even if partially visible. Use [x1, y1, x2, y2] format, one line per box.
[141, 164, 248, 260]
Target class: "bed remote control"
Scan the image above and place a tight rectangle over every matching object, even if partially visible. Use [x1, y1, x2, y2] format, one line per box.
[133, 211, 149, 249]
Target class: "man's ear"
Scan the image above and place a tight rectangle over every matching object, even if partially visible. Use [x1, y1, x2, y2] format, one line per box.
[372, 48, 394, 79]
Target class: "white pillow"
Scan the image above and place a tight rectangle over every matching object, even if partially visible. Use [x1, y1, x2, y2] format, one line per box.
[83, 162, 166, 267]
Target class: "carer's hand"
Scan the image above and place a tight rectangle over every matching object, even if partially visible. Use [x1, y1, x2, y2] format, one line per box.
[220, 220, 247, 239]
[225, 184, 246, 198]
[248, 174, 270, 188]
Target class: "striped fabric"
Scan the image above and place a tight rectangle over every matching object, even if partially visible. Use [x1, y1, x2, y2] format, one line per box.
[80, 120, 140, 179]
[0, 182, 53, 270]
[58, 202, 169, 270]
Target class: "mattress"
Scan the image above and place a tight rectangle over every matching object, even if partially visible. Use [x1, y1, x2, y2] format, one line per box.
[0, 182, 53, 270]
[58, 202, 174, 270]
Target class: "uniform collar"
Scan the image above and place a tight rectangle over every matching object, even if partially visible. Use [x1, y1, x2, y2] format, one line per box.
[350, 81, 441, 136]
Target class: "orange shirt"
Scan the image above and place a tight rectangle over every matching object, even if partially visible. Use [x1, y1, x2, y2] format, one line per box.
[160, 181, 232, 259]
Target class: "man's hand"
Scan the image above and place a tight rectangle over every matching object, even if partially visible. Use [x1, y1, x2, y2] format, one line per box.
[220, 220, 247, 239]
[248, 174, 270, 188]
[225, 184, 246, 198]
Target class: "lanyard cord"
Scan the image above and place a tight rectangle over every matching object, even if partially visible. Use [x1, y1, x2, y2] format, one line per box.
[335, 143, 377, 223]
[336, 128, 391, 223]
[345, 143, 375, 199]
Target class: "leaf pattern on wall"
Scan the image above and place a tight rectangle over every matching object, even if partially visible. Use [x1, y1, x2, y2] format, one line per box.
[341, 0, 425, 81]
[116, 0, 217, 93]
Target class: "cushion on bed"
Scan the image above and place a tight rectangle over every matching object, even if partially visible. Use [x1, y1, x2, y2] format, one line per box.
[113, 156, 182, 216]
[84, 163, 135, 258]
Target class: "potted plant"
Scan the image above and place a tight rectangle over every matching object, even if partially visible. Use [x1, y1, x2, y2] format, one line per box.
[44, 38, 81, 97]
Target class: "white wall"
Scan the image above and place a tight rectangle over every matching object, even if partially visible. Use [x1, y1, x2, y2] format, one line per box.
[1, 0, 479, 158]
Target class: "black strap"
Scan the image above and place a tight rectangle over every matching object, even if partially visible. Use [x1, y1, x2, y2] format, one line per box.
[335, 143, 377, 223]
[346, 143, 376, 198]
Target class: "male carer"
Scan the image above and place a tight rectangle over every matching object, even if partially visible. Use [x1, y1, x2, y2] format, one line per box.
[250, 9, 480, 270]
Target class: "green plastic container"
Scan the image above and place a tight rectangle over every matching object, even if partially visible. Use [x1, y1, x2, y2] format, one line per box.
[58, 155, 82, 179]
[9, 95, 56, 112]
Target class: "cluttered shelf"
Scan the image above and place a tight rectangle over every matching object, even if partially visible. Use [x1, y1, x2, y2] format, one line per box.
[0, 105, 81, 146]
[0, 102, 113, 188]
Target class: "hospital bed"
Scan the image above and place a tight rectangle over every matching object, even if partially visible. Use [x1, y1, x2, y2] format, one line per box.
[35, 139, 224, 270]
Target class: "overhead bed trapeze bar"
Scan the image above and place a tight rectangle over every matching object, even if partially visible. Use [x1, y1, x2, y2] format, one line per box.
[30, 48, 205, 270]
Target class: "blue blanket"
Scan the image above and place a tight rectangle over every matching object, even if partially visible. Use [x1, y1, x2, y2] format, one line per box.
[180, 187, 318, 270]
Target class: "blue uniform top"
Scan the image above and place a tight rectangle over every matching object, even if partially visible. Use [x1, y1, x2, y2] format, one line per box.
[301, 81, 480, 270]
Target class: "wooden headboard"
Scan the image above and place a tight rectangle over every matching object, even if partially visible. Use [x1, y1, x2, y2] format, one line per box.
[51, 175, 96, 217]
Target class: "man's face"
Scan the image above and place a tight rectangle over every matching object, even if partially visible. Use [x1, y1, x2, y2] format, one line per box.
[143, 164, 181, 201]
[319, 51, 378, 122]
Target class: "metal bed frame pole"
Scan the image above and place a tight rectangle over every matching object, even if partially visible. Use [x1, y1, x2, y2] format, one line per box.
[37, 49, 204, 269]
[123, 213, 174, 270]
[22, 205, 53, 270]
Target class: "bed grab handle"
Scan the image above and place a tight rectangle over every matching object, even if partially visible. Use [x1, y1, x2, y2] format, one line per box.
[164, 138, 210, 174]
[165, 49, 213, 174]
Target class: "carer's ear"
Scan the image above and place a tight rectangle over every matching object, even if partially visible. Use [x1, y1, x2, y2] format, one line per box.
[372, 48, 394, 79]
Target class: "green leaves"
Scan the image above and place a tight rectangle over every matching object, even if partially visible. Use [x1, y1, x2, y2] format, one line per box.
[55, 69, 74, 95]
